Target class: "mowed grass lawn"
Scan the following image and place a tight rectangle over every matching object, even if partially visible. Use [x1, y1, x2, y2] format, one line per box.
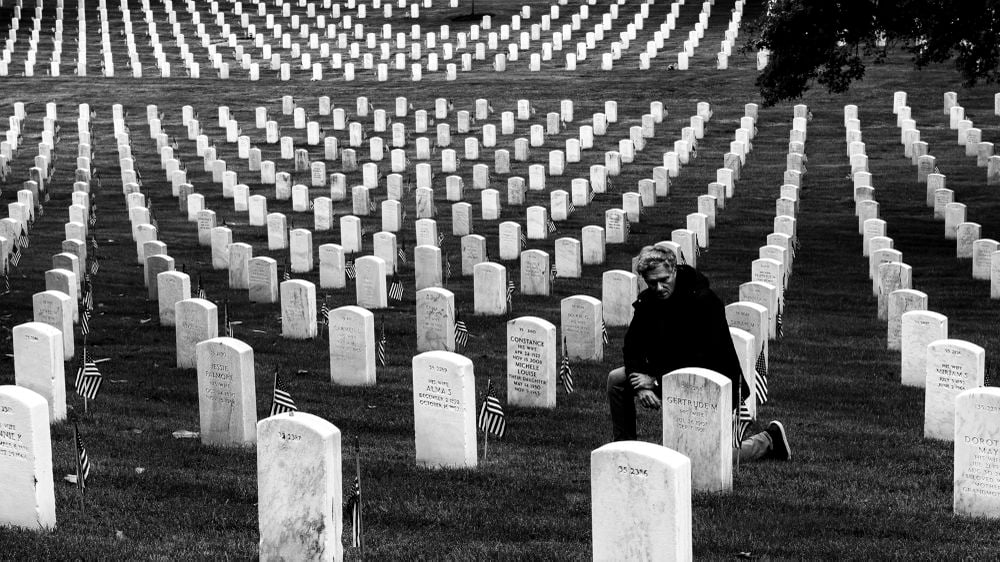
[3, 1, 1000, 558]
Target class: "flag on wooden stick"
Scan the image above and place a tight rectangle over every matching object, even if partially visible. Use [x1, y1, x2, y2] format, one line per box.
[454, 309, 469, 352]
[559, 338, 574, 394]
[376, 318, 387, 367]
[75, 349, 103, 400]
[477, 379, 506, 438]
[74, 423, 91, 490]
[269, 367, 298, 416]
[755, 348, 769, 406]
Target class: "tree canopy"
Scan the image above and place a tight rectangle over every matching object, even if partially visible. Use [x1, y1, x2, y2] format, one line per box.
[746, 0, 1000, 105]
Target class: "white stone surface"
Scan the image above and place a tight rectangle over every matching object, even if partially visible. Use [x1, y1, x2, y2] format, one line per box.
[661, 368, 732, 493]
[925, 339, 985, 441]
[258, 413, 342, 561]
[0, 385, 56, 530]
[412, 351, 477, 469]
[954, 387, 1000, 518]
[591, 441, 692, 561]
[196, 338, 257, 446]
[506, 317, 557, 408]
[13, 323, 66, 423]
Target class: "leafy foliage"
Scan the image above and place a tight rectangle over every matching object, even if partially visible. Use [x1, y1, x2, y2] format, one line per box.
[747, 0, 1000, 105]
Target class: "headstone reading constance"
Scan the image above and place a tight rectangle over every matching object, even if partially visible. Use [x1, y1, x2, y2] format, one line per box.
[195, 338, 257, 446]
[258, 413, 342, 561]
[506, 317, 557, 409]
[0, 385, 56, 531]
[412, 351, 477, 469]
[591, 441, 692, 561]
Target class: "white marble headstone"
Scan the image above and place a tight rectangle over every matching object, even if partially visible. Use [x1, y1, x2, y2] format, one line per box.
[0, 385, 56, 530]
[258, 413, 342, 561]
[196, 337, 257, 446]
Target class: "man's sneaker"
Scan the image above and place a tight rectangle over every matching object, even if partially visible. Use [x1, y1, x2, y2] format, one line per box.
[765, 420, 791, 461]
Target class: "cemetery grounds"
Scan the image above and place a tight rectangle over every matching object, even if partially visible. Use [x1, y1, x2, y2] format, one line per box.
[2, 0, 1000, 558]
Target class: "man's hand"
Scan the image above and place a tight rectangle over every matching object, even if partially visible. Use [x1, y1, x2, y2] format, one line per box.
[629, 372, 658, 391]
[637, 389, 661, 410]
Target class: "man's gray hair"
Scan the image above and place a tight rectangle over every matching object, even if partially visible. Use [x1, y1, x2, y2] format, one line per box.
[635, 245, 677, 277]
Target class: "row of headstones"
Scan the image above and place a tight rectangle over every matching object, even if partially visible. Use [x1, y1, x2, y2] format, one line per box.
[0, 0, 725, 79]
[138, 97, 719, 283]
[149, 96, 669, 212]
[888, 92, 1000, 295]
[847, 100, 1000, 519]
[161, 96, 682, 192]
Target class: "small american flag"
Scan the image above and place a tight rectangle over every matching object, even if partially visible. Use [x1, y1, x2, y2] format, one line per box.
[443, 254, 452, 282]
[397, 243, 407, 265]
[74, 423, 91, 490]
[559, 339, 574, 394]
[9, 243, 21, 267]
[197, 274, 206, 300]
[88, 256, 100, 276]
[0, 273, 10, 295]
[505, 278, 515, 316]
[75, 352, 103, 400]
[623, 215, 631, 241]
[519, 231, 527, 249]
[376, 318, 387, 367]
[566, 199, 576, 215]
[345, 257, 356, 280]
[89, 236, 99, 251]
[546, 216, 557, 234]
[368, 199, 377, 214]
[776, 312, 784, 339]
[388, 274, 404, 303]
[733, 402, 753, 449]
[269, 367, 298, 417]
[343, 475, 362, 547]
[16, 231, 29, 249]
[224, 301, 234, 338]
[88, 208, 97, 227]
[320, 302, 330, 328]
[588, 189, 596, 203]
[601, 318, 609, 347]
[82, 282, 94, 311]
[454, 309, 469, 352]
[755, 348, 769, 406]
[477, 379, 506, 438]
[80, 308, 91, 336]
[282, 264, 291, 282]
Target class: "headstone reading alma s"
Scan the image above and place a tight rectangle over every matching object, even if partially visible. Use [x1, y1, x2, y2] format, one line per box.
[258, 412, 342, 561]
[412, 351, 477, 469]
[591, 441, 692, 561]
